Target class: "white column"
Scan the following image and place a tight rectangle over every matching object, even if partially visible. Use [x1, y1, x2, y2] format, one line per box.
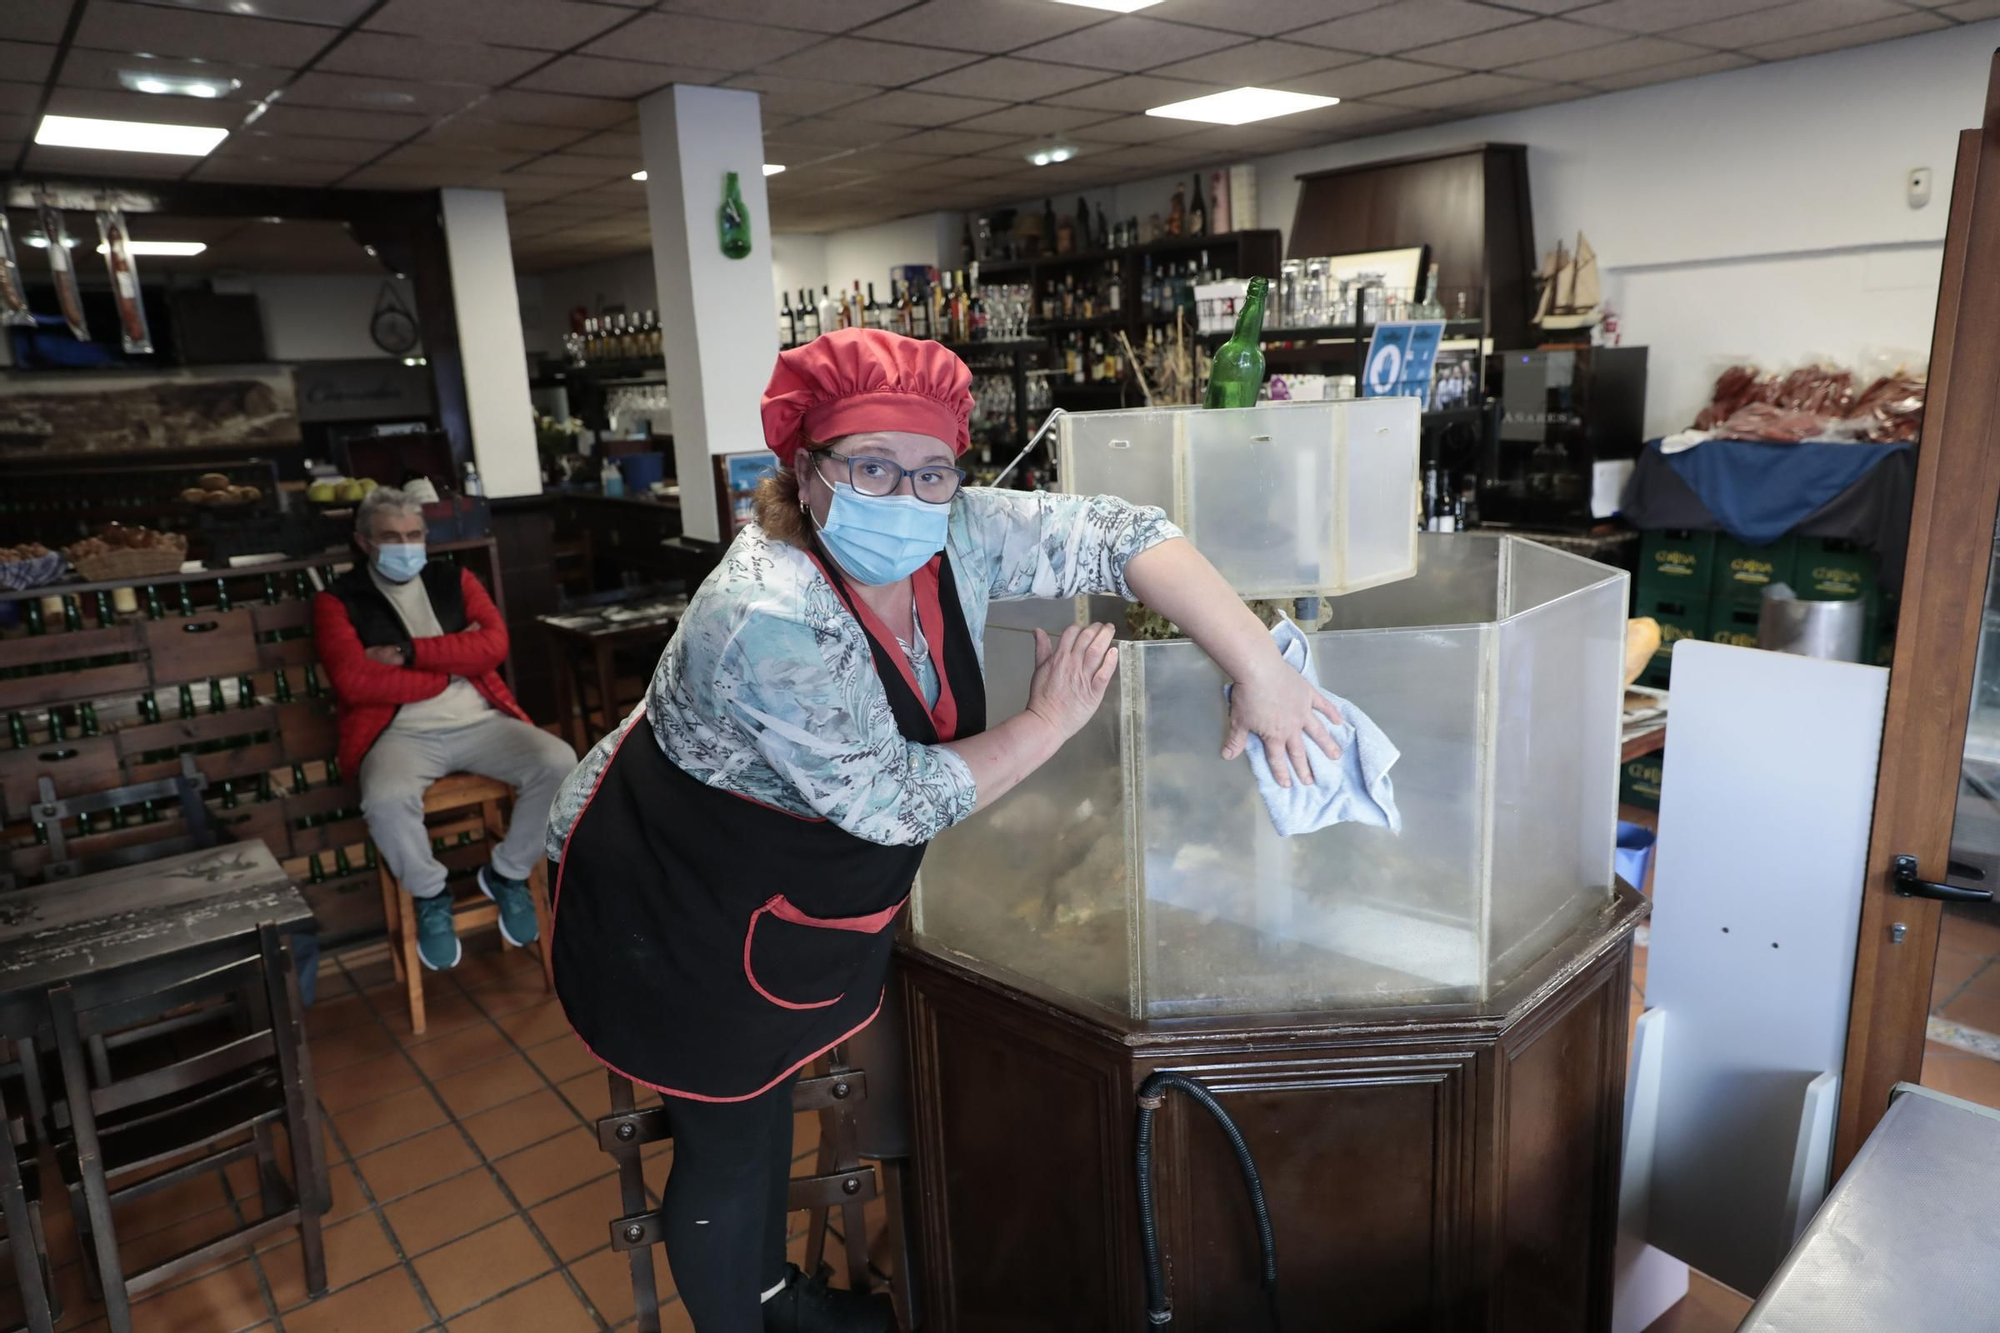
[439, 187, 539, 499]
[639, 83, 779, 544]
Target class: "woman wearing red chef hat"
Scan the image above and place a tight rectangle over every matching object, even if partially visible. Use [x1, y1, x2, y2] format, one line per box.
[543, 328, 1339, 1332]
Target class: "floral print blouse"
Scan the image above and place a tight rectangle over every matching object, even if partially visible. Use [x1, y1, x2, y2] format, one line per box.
[545, 486, 1181, 857]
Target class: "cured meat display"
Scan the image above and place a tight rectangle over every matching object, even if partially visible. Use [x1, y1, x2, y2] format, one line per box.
[97, 207, 154, 355]
[1691, 359, 1926, 444]
[0, 211, 32, 327]
[35, 195, 88, 342]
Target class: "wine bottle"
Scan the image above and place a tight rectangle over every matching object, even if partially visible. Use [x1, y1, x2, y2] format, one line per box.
[214, 578, 232, 612]
[61, 596, 82, 632]
[177, 684, 197, 720]
[865, 281, 881, 331]
[93, 591, 114, 627]
[7, 712, 28, 748]
[208, 678, 227, 715]
[144, 585, 164, 620]
[139, 690, 160, 724]
[274, 667, 294, 704]
[1189, 173, 1207, 237]
[237, 674, 257, 709]
[1202, 275, 1268, 409]
[305, 664, 325, 698]
[79, 703, 99, 736]
[779, 290, 795, 347]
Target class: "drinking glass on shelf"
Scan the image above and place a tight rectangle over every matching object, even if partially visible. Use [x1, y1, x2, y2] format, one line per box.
[1279, 259, 1302, 328]
[1302, 259, 1328, 327]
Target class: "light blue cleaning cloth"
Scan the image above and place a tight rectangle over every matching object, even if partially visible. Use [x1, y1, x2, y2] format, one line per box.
[1225, 618, 1402, 837]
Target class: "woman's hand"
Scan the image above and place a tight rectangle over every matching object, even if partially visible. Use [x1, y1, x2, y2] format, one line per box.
[1224, 657, 1344, 789]
[1025, 623, 1119, 741]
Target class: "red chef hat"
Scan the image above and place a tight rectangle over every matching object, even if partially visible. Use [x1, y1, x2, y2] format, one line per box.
[760, 327, 972, 466]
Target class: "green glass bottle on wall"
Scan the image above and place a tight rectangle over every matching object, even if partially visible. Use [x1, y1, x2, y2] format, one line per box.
[1202, 275, 1269, 410]
[719, 171, 752, 260]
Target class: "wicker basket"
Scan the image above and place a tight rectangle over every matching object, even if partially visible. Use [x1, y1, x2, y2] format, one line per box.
[69, 546, 188, 582]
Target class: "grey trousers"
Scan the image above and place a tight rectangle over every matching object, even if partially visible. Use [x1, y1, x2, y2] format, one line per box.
[359, 713, 578, 900]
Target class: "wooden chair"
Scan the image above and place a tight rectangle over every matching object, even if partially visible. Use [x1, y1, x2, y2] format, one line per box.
[374, 773, 554, 1035]
[48, 922, 325, 1332]
[2, 756, 212, 891]
[0, 1075, 57, 1333]
[597, 1048, 903, 1333]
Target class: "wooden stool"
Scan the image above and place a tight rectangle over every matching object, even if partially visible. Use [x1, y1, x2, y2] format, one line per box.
[598, 1051, 900, 1332]
[374, 773, 554, 1035]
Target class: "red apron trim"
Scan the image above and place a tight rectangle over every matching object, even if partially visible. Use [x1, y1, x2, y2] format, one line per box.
[549, 709, 647, 914]
[763, 892, 906, 934]
[571, 989, 887, 1105]
[803, 551, 959, 742]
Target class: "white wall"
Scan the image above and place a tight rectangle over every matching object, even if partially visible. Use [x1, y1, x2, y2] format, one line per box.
[943, 20, 1997, 437]
[773, 232, 827, 306]
[821, 211, 956, 302]
[209, 273, 421, 362]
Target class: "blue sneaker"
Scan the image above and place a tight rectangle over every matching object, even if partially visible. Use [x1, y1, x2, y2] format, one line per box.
[412, 892, 461, 971]
[479, 866, 539, 948]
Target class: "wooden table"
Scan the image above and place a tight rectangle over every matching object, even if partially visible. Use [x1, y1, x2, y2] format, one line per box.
[538, 595, 687, 753]
[0, 840, 311, 1039]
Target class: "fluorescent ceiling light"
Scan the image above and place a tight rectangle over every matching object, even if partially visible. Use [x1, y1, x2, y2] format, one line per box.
[633, 165, 785, 181]
[1052, 0, 1163, 11]
[23, 237, 72, 248]
[118, 69, 241, 99]
[1026, 143, 1078, 166]
[98, 240, 208, 257]
[35, 113, 229, 156]
[1145, 87, 1338, 126]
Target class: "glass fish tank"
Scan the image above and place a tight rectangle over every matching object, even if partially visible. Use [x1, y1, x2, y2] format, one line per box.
[912, 534, 1628, 1018]
[1056, 398, 1421, 599]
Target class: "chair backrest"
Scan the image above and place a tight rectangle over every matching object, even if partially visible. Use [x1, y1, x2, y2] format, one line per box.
[31, 755, 215, 882]
[48, 923, 301, 1127]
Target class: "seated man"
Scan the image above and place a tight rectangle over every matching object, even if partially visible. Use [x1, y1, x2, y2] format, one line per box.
[316, 486, 576, 972]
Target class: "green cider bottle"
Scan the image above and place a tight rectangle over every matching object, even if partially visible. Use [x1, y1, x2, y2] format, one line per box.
[719, 170, 752, 260]
[1201, 274, 1270, 410]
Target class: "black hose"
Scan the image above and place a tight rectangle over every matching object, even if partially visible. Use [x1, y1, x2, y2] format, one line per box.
[1135, 1071, 1282, 1331]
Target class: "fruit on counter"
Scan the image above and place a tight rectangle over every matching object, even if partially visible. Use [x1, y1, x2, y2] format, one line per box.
[307, 481, 340, 503]
[0, 543, 52, 563]
[1625, 617, 1661, 687]
[356, 478, 378, 493]
[199, 472, 231, 492]
[337, 480, 366, 502]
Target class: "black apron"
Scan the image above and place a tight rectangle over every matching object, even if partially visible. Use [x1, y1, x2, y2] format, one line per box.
[550, 548, 986, 1102]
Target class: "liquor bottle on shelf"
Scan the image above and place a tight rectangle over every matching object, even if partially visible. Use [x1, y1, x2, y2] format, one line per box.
[177, 584, 196, 618]
[647, 310, 662, 356]
[93, 591, 113, 628]
[848, 280, 864, 330]
[817, 285, 838, 339]
[1095, 204, 1110, 253]
[1203, 275, 1269, 410]
[779, 291, 795, 347]
[144, 585, 164, 620]
[61, 596, 82, 632]
[1108, 259, 1122, 314]
[1042, 198, 1057, 253]
[954, 271, 972, 342]
[1074, 197, 1090, 251]
[969, 282, 987, 341]
[1189, 174, 1207, 237]
[865, 281, 882, 331]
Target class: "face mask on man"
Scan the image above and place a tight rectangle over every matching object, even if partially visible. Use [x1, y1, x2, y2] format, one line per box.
[375, 543, 427, 584]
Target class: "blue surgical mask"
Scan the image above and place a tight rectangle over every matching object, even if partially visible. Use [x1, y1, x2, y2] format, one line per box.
[374, 543, 427, 584]
[814, 482, 949, 585]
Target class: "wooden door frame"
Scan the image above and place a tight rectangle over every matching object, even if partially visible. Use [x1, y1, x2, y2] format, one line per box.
[1835, 54, 2000, 1172]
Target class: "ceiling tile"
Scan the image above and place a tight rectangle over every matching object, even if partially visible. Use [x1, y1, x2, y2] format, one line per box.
[56, 48, 288, 102]
[837, 148, 949, 173]
[1570, 0, 1792, 32]
[74, 1, 336, 66]
[758, 117, 896, 148]
[1291, 1, 1528, 56]
[1040, 73, 1227, 112]
[1501, 35, 1710, 80]
[0, 81, 39, 114]
[819, 89, 1009, 126]
[1275, 57, 1461, 99]
[1118, 0, 1385, 35]
[7, 3, 70, 42]
[507, 154, 627, 181]
[477, 89, 635, 129]
[23, 143, 191, 178]
[375, 142, 535, 173]
[283, 71, 490, 119]
[44, 85, 245, 127]
[912, 55, 1111, 99]
[581, 13, 822, 69]
[1584, 50, 1755, 89]
[1469, 83, 1596, 112]
[1013, 17, 1246, 73]
[888, 125, 1023, 154]
[317, 33, 546, 85]
[854, 0, 1108, 52]
[946, 104, 1118, 136]
[340, 163, 482, 188]
[1408, 18, 1625, 68]
[724, 73, 878, 117]
[563, 129, 642, 158]
[211, 130, 385, 164]
[1147, 40, 1363, 85]
[0, 41, 55, 85]
[1668, 0, 1912, 47]
[1497, 0, 1603, 10]
[920, 154, 1022, 178]
[516, 56, 721, 99]
[1745, 8, 1951, 58]
[1943, 0, 2000, 19]
[654, 0, 917, 31]
[364, 0, 630, 51]
[1373, 71, 1549, 108]
[419, 118, 591, 153]
[1076, 114, 1208, 144]
[758, 37, 981, 85]
[189, 156, 352, 187]
[247, 103, 430, 140]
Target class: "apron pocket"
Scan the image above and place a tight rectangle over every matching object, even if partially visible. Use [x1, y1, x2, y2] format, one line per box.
[742, 894, 902, 1011]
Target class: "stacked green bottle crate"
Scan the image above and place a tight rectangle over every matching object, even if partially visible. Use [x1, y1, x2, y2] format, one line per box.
[1635, 530, 1715, 689]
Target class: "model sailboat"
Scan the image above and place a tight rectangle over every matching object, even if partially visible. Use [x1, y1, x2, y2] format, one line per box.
[1534, 231, 1602, 331]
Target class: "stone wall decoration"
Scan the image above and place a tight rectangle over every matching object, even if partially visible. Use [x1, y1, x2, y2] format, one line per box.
[0, 369, 299, 458]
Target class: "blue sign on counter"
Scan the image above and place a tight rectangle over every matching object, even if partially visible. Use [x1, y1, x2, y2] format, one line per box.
[1362, 320, 1447, 405]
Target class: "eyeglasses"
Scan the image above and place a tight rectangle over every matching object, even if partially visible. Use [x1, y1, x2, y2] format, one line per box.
[814, 450, 966, 505]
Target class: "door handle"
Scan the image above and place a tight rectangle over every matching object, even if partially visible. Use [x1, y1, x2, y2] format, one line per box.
[1892, 854, 1994, 902]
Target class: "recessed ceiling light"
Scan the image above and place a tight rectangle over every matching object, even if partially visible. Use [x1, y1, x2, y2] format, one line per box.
[1026, 143, 1078, 166]
[1051, 0, 1163, 11]
[118, 69, 241, 99]
[1145, 87, 1338, 126]
[632, 170, 646, 181]
[34, 113, 229, 156]
[96, 240, 208, 257]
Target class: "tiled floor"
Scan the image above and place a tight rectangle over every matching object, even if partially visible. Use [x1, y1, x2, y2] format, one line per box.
[2, 931, 876, 1333]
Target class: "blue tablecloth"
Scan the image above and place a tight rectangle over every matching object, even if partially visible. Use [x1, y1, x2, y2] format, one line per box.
[1658, 439, 1913, 547]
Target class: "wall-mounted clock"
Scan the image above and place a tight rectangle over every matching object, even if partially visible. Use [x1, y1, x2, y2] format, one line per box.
[371, 281, 419, 355]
